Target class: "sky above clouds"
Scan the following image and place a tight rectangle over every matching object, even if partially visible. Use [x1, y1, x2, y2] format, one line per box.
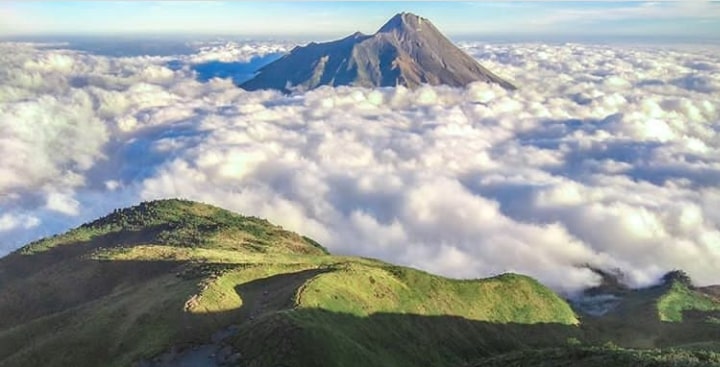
[1, 1, 720, 41]
[0, 35, 719, 293]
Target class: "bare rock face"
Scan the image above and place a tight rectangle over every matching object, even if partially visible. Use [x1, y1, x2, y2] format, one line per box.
[240, 12, 516, 92]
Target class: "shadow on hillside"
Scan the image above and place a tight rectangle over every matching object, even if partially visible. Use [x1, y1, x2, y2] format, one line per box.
[227, 307, 581, 367]
[0, 229, 181, 330]
[152, 273, 720, 367]
[134, 269, 586, 367]
[2, 247, 720, 367]
[0, 227, 163, 278]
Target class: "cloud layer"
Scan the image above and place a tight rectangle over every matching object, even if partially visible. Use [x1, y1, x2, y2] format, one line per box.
[1, 40, 719, 293]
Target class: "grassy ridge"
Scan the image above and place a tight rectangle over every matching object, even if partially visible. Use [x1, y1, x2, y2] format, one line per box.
[0, 199, 578, 367]
[0, 199, 333, 366]
[658, 281, 720, 322]
[1, 199, 719, 367]
[219, 261, 578, 366]
[19, 199, 328, 256]
[296, 263, 578, 324]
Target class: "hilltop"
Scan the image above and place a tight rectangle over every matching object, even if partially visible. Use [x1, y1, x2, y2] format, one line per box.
[0, 199, 574, 367]
[572, 269, 720, 351]
[240, 12, 516, 92]
[0, 199, 718, 366]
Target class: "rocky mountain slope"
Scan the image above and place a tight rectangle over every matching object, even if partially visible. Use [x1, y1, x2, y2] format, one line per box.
[240, 12, 516, 92]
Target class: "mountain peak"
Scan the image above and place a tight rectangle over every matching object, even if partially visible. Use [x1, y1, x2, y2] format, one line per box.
[377, 12, 428, 34]
[240, 13, 517, 92]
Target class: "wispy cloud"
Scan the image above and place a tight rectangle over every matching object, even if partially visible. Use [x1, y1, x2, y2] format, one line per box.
[530, 1, 720, 27]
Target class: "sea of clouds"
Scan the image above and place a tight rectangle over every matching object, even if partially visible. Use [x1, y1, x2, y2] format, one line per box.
[0, 40, 718, 293]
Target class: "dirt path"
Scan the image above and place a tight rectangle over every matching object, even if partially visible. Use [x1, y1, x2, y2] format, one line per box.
[135, 268, 330, 367]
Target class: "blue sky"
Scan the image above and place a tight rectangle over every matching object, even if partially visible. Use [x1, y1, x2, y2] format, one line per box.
[1, 1, 719, 40]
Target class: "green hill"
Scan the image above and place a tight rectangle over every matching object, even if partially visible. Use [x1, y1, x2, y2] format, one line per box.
[0, 199, 718, 367]
[0, 199, 578, 367]
[0, 199, 328, 366]
[576, 271, 720, 351]
[657, 275, 720, 322]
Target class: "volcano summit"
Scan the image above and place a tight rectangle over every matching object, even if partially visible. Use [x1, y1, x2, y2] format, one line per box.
[240, 12, 517, 92]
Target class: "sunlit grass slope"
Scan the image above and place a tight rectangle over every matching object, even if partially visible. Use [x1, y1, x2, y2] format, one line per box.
[0, 199, 580, 367]
[0, 199, 329, 366]
[226, 264, 579, 367]
[296, 263, 577, 324]
[19, 198, 328, 256]
[658, 281, 720, 322]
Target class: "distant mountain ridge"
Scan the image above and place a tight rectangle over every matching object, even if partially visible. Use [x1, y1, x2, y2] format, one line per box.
[240, 12, 517, 92]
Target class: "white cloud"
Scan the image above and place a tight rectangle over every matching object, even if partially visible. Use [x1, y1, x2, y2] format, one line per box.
[185, 41, 292, 64]
[0, 213, 39, 232]
[527, 1, 720, 29]
[45, 192, 80, 216]
[0, 40, 719, 293]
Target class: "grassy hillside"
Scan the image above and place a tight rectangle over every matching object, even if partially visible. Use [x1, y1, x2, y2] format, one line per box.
[18, 199, 328, 256]
[212, 260, 578, 367]
[296, 264, 577, 324]
[0, 199, 718, 367]
[574, 274, 720, 351]
[473, 346, 720, 367]
[0, 199, 332, 366]
[0, 199, 584, 367]
[658, 281, 720, 322]
[231, 310, 580, 367]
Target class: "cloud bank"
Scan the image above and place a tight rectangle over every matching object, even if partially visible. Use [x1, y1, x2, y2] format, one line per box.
[1, 40, 719, 293]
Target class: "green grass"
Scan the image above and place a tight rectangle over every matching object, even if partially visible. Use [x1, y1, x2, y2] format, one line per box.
[2, 199, 719, 367]
[229, 307, 581, 367]
[19, 199, 328, 256]
[222, 263, 578, 367]
[658, 281, 720, 322]
[0, 273, 201, 367]
[0, 199, 335, 367]
[473, 346, 720, 367]
[296, 263, 578, 324]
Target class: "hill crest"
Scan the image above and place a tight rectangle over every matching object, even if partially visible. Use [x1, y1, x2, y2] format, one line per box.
[1, 200, 718, 367]
[17, 199, 328, 256]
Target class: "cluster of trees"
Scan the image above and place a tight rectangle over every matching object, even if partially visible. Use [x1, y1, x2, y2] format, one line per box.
[663, 270, 694, 287]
